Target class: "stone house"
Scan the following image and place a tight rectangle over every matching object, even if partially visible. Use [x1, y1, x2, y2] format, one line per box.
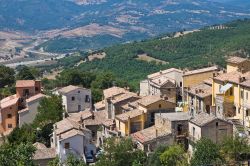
[186, 79, 212, 116]
[188, 112, 233, 155]
[56, 85, 92, 113]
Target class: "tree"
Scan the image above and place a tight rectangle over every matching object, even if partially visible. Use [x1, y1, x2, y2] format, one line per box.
[160, 144, 188, 166]
[0, 65, 15, 88]
[220, 135, 250, 165]
[190, 138, 223, 166]
[0, 143, 36, 166]
[7, 124, 36, 145]
[96, 137, 146, 166]
[64, 154, 87, 166]
[147, 145, 167, 166]
[33, 95, 64, 127]
[16, 66, 36, 80]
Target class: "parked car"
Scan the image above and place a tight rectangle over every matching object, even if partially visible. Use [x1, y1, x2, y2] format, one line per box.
[86, 154, 94, 163]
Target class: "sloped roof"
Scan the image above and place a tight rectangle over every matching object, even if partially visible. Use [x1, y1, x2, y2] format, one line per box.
[150, 75, 176, 87]
[131, 126, 171, 144]
[187, 83, 212, 98]
[116, 109, 144, 122]
[214, 71, 250, 84]
[190, 112, 231, 127]
[0, 95, 19, 109]
[156, 112, 191, 121]
[60, 129, 84, 140]
[183, 66, 218, 76]
[111, 92, 140, 104]
[33, 142, 47, 149]
[103, 86, 127, 99]
[148, 68, 183, 79]
[55, 118, 80, 135]
[33, 142, 56, 160]
[26, 93, 46, 103]
[58, 85, 82, 94]
[16, 80, 35, 88]
[94, 100, 105, 110]
[137, 95, 165, 107]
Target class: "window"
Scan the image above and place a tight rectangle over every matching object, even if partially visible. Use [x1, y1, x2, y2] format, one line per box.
[159, 104, 162, 108]
[241, 90, 244, 99]
[7, 114, 12, 118]
[78, 91, 80, 93]
[71, 96, 75, 101]
[180, 82, 182, 87]
[35, 87, 39, 91]
[85, 95, 90, 102]
[64, 143, 70, 149]
[8, 124, 12, 128]
[216, 122, 219, 126]
[23, 89, 29, 97]
[246, 110, 249, 117]
[9, 107, 12, 109]
[238, 108, 241, 114]
[78, 105, 81, 112]
[192, 127, 195, 136]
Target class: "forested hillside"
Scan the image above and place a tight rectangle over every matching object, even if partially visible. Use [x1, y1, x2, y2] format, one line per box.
[73, 19, 250, 88]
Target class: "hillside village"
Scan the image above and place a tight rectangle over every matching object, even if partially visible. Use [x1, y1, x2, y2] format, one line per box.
[0, 55, 250, 165]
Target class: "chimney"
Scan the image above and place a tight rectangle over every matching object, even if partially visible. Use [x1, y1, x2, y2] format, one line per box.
[80, 116, 84, 123]
[195, 89, 199, 94]
[160, 70, 162, 74]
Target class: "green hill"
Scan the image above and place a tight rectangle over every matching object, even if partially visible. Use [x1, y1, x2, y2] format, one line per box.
[64, 19, 250, 88]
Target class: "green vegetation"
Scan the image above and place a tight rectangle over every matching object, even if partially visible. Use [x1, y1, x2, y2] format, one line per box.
[68, 19, 250, 88]
[95, 137, 146, 166]
[190, 138, 223, 166]
[0, 143, 36, 166]
[0, 65, 15, 88]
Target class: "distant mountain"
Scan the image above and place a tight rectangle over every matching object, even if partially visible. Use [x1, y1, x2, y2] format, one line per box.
[1, 0, 250, 52]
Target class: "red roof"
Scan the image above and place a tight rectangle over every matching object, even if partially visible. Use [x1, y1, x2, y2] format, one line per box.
[16, 80, 35, 88]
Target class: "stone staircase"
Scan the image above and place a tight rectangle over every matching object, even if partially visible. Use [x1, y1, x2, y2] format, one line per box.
[231, 119, 246, 135]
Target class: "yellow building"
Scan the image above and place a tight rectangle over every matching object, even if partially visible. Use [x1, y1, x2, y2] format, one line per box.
[182, 66, 219, 102]
[115, 95, 176, 136]
[212, 56, 250, 133]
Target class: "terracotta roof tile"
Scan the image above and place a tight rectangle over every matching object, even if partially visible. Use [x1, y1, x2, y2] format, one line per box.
[116, 109, 144, 122]
[55, 118, 80, 135]
[60, 129, 84, 140]
[16, 80, 35, 88]
[94, 100, 105, 110]
[190, 112, 230, 127]
[183, 66, 218, 76]
[131, 126, 171, 144]
[111, 92, 140, 104]
[150, 75, 176, 87]
[103, 87, 127, 99]
[148, 68, 183, 79]
[186, 83, 212, 98]
[137, 95, 165, 107]
[214, 71, 250, 84]
[58, 85, 84, 94]
[26, 93, 46, 103]
[0, 95, 19, 109]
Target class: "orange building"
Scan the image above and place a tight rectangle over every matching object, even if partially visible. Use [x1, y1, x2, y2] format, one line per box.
[0, 80, 42, 134]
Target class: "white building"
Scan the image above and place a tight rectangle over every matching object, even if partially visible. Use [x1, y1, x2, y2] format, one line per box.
[140, 68, 183, 97]
[56, 85, 92, 113]
[19, 93, 46, 127]
[51, 118, 93, 163]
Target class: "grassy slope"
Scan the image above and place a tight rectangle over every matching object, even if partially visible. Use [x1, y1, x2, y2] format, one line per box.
[74, 19, 250, 88]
